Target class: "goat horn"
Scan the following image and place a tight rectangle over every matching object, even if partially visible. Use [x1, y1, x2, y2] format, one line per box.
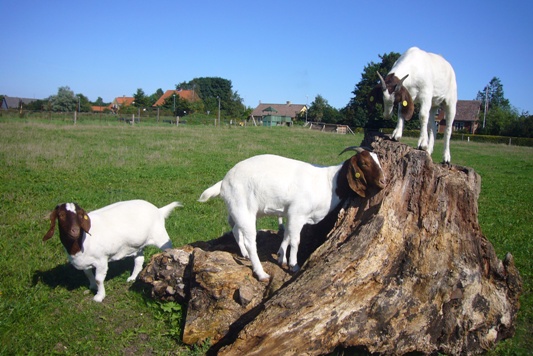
[339, 146, 366, 156]
[376, 72, 387, 91]
[395, 74, 409, 93]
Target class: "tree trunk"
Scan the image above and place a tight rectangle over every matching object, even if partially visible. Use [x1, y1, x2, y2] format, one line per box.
[140, 132, 522, 355]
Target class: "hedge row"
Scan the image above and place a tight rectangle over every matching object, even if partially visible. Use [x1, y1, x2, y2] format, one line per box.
[380, 129, 533, 147]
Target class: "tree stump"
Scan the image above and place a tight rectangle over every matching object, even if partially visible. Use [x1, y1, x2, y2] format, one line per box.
[139, 132, 522, 355]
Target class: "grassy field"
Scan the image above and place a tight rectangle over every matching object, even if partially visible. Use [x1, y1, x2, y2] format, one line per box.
[0, 119, 531, 355]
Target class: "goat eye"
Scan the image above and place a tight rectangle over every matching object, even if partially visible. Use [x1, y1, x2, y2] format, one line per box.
[59, 212, 66, 219]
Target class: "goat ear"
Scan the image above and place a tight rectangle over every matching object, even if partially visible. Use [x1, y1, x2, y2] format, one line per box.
[399, 88, 415, 121]
[43, 207, 58, 241]
[347, 160, 367, 198]
[77, 208, 91, 234]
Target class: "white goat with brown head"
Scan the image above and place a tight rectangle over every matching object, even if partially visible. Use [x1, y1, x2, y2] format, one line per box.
[369, 47, 457, 163]
[198, 147, 386, 281]
[43, 200, 181, 302]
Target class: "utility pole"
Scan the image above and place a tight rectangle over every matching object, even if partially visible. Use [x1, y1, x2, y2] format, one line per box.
[483, 86, 489, 129]
[217, 96, 221, 127]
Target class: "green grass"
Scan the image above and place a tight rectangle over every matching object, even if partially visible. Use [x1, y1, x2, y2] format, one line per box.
[0, 119, 531, 354]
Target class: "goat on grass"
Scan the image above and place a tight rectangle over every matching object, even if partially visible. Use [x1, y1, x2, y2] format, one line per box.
[43, 200, 181, 302]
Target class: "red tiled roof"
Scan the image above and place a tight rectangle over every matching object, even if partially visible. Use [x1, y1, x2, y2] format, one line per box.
[113, 97, 135, 106]
[91, 106, 107, 112]
[153, 89, 199, 107]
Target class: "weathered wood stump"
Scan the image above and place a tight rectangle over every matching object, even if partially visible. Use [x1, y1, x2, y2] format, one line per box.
[139, 133, 522, 355]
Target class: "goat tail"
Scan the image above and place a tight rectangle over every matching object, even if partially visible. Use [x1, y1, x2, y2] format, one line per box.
[159, 201, 183, 219]
[198, 181, 222, 202]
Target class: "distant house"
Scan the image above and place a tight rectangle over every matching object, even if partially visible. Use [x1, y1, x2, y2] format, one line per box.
[111, 96, 135, 112]
[1, 96, 38, 110]
[436, 100, 481, 134]
[91, 106, 108, 113]
[251, 101, 307, 126]
[152, 89, 200, 107]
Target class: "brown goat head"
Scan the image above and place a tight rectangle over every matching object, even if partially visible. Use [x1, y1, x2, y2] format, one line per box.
[369, 72, 415, 121]
[337, 147, 386, 198]
[43, 203, 91, 254]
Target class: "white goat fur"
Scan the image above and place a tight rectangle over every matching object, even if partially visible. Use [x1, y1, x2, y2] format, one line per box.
[44, 200, 181, 302]
[382, 47, 457, 163]
[198, 153, 384, 281]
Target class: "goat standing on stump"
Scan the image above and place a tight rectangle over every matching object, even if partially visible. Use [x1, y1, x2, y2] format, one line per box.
[369, 46, 457, 163]
[198, 147, 386, 281]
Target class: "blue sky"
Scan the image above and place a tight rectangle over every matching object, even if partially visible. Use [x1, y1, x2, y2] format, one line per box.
[2, 1, 532, 113]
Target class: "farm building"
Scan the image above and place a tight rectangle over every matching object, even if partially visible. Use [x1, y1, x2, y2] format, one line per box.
[111, 96, 135, 113]
[152, 89, 200, 107]
[307, 122, 354, 134]
[251, 101, 307, 126]
[436, 100, 481, 134]
[1, 96, 38, 110]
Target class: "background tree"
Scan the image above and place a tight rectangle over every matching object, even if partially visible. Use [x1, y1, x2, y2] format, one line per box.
[505, 112, 533, 138]
[147, 89, 164, 107]
[76, 93, 92, 112]
[342, 51, 417, 129]
[307, 95, 341, 123]
[176, 77, 242, 119]
[48, 86, 78, 112]
[476, 77, 510, 111]
[92, 97, 108, 106]
[133, 88, 149, 107]
[475, 77, 517, 135]
[24, 99, 48, 111]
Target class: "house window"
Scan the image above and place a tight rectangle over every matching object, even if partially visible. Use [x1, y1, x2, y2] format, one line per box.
[454, 121, 465, 131]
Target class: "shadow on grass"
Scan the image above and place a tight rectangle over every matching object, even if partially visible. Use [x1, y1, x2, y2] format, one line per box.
[32, 258, 136, 292]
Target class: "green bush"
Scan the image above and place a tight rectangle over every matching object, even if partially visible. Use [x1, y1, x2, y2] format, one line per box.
[380, 128, 533, 147]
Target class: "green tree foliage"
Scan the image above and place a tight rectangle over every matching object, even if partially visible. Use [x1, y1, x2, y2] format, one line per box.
[133, 88, 149, 107]
[76, 93, 92, 112]
[176, 77, 245, 119]
[343, 51, 418, 129]
[475, 77, 526, 136]
[147, 89, 164, 107]
[308, 95, 342, 123]
[24, 99, 48, 111]
[92, 97, 108, 106]
[48, 86, 78, 112]
[505, 113, 533, 138]
[476, 77, 510, 111]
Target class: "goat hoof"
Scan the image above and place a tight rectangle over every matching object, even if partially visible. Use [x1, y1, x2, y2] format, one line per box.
[256, 272, 271, 282]
[93, 295, 104, 302]
[289, 264, 300, 273]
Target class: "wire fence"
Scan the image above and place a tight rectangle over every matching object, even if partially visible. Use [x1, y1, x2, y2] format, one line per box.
[0, 109, 228, 126]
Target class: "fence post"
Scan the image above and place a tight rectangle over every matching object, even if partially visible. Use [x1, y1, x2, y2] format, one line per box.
[74, 111, 77, 125]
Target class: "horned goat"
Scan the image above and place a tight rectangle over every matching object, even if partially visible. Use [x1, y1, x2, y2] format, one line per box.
[43, 200, 181, 302]
[369, 46, 457, 163]
[198, 147, 386, 281]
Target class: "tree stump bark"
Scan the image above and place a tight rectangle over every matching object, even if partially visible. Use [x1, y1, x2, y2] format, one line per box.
[140, 132, 522, 355]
